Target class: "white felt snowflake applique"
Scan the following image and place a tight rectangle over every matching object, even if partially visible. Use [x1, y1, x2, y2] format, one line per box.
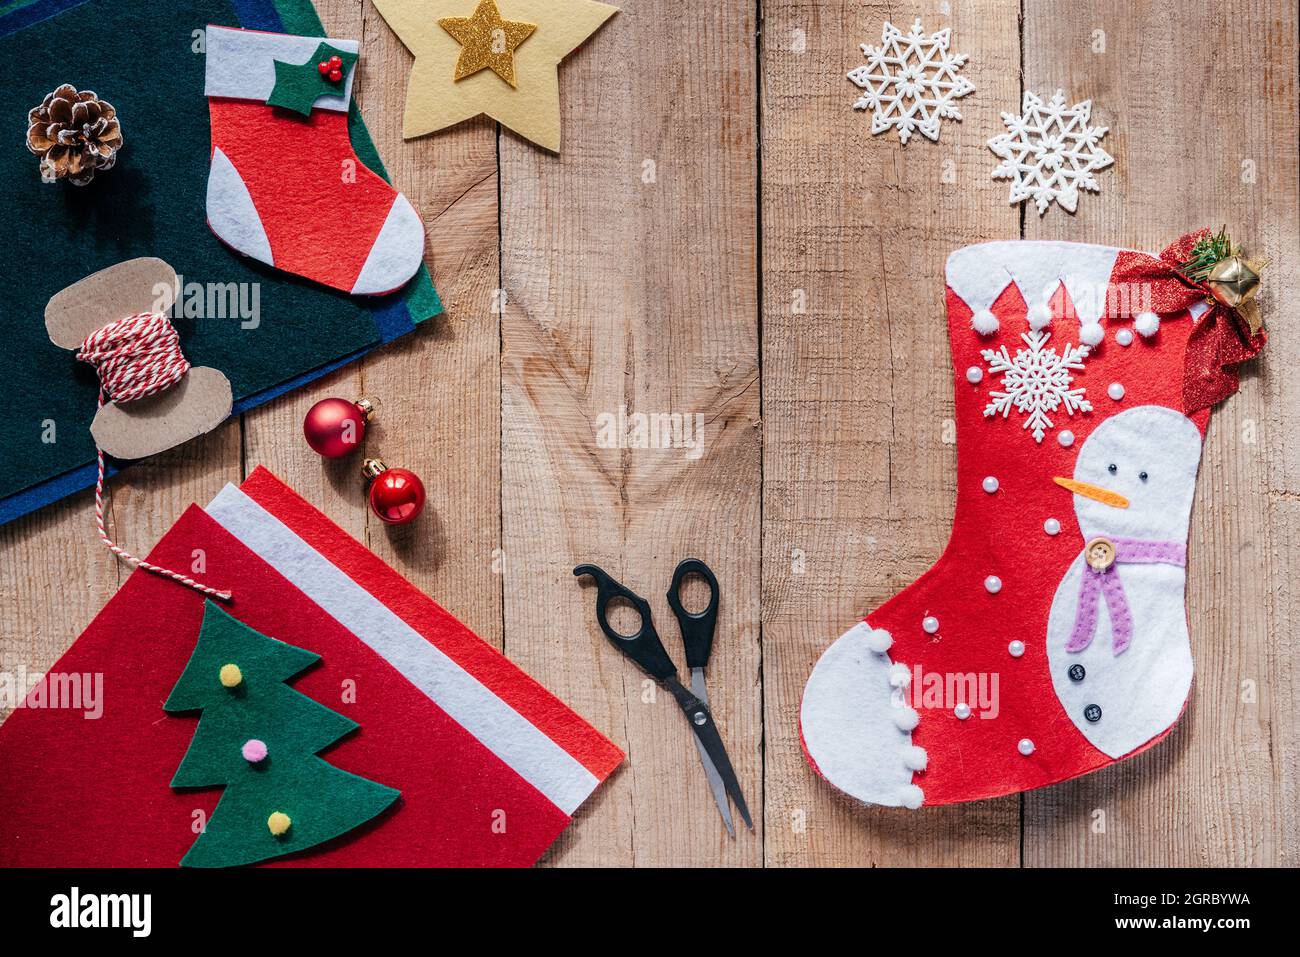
[987, 90, 1114, 214]
[982, 331, 1092, 443]
[847, 19, 975, 144]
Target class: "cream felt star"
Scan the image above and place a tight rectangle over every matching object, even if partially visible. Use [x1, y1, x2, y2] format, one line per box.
[373, 0, 619, 151]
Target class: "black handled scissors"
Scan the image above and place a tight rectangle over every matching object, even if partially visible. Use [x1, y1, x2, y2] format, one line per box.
[574, 559, 752, 835]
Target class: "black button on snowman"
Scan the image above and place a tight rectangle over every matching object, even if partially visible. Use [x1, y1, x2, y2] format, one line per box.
[1068, 663, 1086, 682]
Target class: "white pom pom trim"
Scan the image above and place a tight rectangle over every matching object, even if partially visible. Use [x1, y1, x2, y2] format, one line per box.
[903, 745, 928, 771]
[1079, 321, 1104, 346]
[899, 784, 925, 809]
[866, 628, 893, 654]
[888, 663, 911, 688]
[893, 706, 920, 732]
[971, 309, 999, 335]
[1135, 311, 1160, 337]
[1027, 303, 1053, 330]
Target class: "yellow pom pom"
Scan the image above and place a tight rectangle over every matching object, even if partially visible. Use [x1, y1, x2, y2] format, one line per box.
[218, 663, 243, 688]
[267, 811, 292, 837]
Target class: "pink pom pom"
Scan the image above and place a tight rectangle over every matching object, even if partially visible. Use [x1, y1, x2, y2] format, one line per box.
[241, 739, 268, 763]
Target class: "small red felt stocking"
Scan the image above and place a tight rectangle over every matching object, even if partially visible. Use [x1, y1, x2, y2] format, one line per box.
[204, 25, 424, 296]
[800, 235, 1264, 809]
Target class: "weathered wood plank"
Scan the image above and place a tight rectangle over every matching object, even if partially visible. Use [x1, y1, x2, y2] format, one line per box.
[1021, 0, 1300, 867]
[240, 0, 370, 551]
[499, 0, 762, 866]
[354, 0, 503, 639]
[249, 0, 505, 647]
[0, 486, 126, 723]
[760, 0, 1023, 866]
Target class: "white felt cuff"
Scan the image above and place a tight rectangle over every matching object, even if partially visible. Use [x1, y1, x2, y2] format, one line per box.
[205, 25, 358, 112]
[946, 241, 1123, 323]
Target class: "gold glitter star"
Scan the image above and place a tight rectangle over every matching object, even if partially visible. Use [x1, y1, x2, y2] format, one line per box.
[438, 0, 537, 88]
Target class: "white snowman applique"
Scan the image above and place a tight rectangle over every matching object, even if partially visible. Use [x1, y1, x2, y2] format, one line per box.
[1046, 405, 1204, 758]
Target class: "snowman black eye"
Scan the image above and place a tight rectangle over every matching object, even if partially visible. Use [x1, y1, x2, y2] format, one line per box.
[1107, 464, 1118, 474]
[1139, 471, 1149, 482]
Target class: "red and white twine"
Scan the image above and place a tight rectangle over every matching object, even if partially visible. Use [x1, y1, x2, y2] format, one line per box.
[76, 312, 231, 600]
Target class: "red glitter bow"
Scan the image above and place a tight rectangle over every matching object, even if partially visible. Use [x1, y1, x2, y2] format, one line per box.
[1110, 229, 1267, 414]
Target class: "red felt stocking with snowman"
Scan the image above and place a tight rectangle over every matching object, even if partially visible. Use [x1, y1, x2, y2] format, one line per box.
[204, 25, 425, 296]
[800, 231, 1265, 808]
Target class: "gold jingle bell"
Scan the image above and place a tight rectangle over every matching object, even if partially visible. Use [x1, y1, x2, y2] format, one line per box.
[1207, 255, 1266, 308]
[1085, 537, 1116, 572]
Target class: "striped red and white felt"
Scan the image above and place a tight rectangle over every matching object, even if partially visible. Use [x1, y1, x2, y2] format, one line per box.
[0, 467, 622, 867]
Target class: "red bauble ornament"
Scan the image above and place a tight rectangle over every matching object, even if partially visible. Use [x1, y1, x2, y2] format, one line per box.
[303, 397, 376, 458]
[363, 459, 425, 525]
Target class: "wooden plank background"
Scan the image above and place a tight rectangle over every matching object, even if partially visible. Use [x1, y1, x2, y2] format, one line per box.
[1, 0, 1295, 867]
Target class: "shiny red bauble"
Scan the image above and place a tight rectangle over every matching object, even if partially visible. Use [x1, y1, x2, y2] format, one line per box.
[363, 459, 425, 525]
[303, 397, 375, 458]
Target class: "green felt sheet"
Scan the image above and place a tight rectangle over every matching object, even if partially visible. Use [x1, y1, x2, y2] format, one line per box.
[165, 601, 399, 868]
[0, 0, 440, 504]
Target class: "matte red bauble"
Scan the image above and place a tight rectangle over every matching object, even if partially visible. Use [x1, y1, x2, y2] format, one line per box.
[303, 397, 376, 458]
[363, 458, 425, 525]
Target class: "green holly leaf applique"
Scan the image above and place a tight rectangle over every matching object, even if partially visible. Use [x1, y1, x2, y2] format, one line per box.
[266, 42, 359, 117]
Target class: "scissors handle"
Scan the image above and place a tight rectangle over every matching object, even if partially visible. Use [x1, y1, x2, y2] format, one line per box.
[574, 564, 678, 682]
[665, 558, 719, 671]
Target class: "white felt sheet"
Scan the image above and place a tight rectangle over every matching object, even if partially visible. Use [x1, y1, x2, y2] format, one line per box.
[205, 484, 601, 815]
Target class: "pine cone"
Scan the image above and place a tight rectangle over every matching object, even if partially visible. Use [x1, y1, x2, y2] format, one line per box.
[26, 85, 124, 186]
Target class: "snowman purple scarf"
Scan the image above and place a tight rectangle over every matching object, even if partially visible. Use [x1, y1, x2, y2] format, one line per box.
[1067, 538, 1188, 655]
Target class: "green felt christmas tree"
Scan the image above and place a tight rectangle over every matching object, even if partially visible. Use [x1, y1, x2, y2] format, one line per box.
[165, 601, 399, 868]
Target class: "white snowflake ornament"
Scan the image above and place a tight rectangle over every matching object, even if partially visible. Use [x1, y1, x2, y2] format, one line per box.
[848, 19, 975, 144]
[987, 90, 1114, 214]
[982, 331, 1092, 443]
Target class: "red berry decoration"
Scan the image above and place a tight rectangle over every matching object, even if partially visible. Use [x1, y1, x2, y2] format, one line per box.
[317, 60, 330, 76]
[328, 68, 344, 83]
[303, 397, 376, 458]
[363, 459, 425, 525]
[329, 55, 342, 68]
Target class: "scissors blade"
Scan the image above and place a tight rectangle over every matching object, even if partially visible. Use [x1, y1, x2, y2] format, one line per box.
[690, 667, 734, 837]
[666, 677, 753, 832]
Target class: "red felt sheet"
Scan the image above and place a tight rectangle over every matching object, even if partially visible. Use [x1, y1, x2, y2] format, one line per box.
[0, 472, 622, 867]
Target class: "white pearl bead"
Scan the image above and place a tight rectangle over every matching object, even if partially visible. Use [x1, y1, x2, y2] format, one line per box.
[1018, 738, 1035, 756]
[966, 366, 984, 384]
[982, 476, 999, 494]
[984, 575, 1002, 594]
[922, 615, 939, 634]
[1058, 430, 1074, 448]
[1115, 328, 1134, 347]
[1044, 518, 1061, 535]
[955, 703, 972, 720]
[1108, 382, 1125, 401]
[1008, 640, 1025, 657]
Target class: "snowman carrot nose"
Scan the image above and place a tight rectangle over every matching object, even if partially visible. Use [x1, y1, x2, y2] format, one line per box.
[1053, 477, 1130, 509]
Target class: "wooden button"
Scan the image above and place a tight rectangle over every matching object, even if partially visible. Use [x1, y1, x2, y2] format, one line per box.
[1085, 537, 1116, 571]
